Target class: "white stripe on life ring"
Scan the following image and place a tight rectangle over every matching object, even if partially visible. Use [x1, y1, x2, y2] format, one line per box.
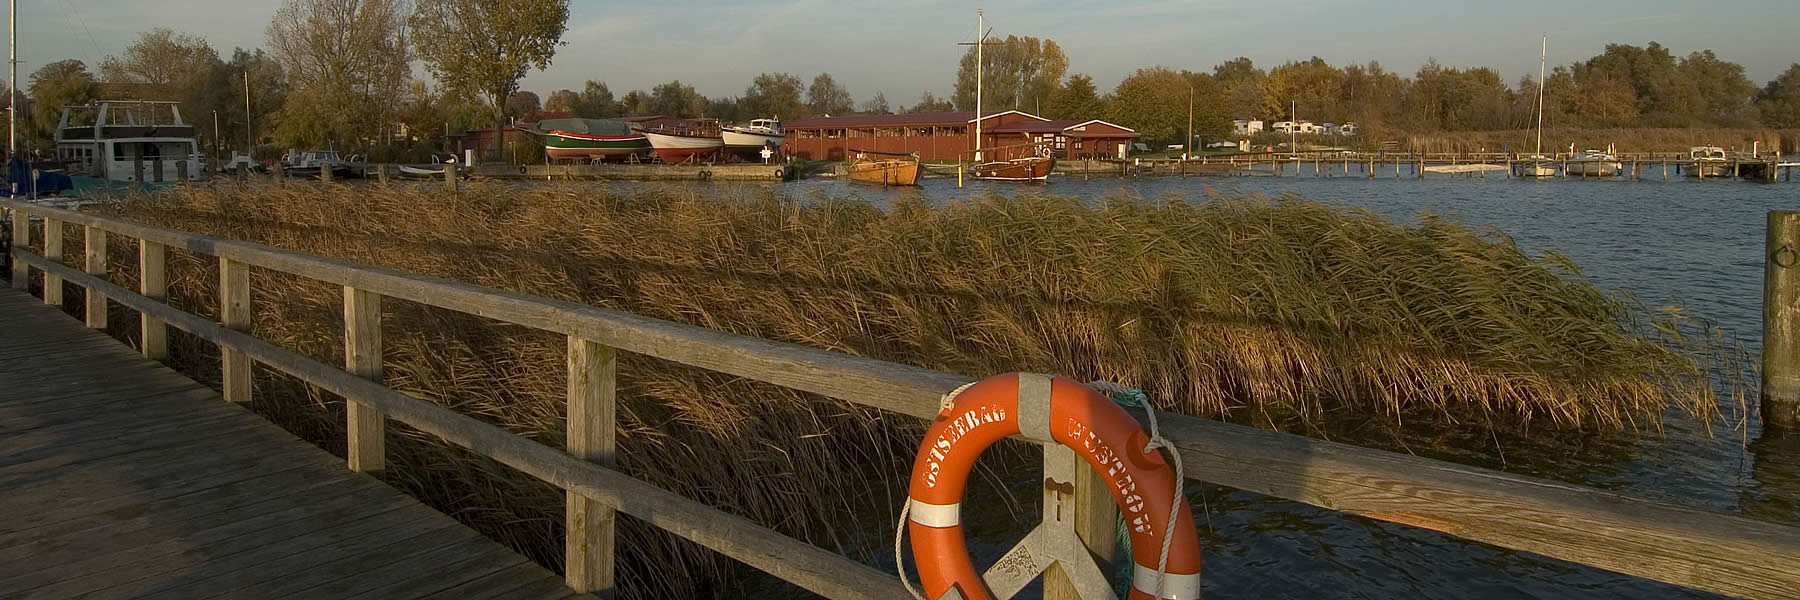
[908, 498, 961, 528]
[1132, 564, 1202, 600]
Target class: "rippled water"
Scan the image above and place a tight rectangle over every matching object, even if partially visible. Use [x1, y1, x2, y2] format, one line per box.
[648, 170, 1800, 598]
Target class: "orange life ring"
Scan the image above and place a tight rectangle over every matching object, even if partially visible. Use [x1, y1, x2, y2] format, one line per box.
[906, 373, 1201, 600]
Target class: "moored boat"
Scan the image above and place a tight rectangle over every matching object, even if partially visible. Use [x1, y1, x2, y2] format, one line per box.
[846, 149, 920, 185]
[721, 118, 784, 160]
[1566, 145, 1621, 177]
[1512, 156, 1559, 178]
[636, 119, 725, 164]
[55, 100, 206, 186]
[972, 142, 1055, 182]
[532, 118, 651, 162]
[1686, 146, 1730, 178]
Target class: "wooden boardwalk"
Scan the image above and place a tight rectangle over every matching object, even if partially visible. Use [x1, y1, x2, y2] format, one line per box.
[0, 289, 589, 600]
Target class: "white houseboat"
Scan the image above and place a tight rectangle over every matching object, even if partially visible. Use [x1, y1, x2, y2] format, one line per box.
[54, 100, 204, 185]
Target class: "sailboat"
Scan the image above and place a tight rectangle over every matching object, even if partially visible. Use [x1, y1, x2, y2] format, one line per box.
[964, 10, 1054, 182]
[1513, 35, 1560, 178]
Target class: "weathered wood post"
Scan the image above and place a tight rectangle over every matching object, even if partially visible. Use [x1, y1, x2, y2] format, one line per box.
[376, 164, 390, 186]
[83, 227, 106, 328]
[42, 219, 62, 306]
[320, 163, 334, 183]
[9, 208, 26, 290]
[565, 337, 617, 594]
[1766, 210, 1800, 429]
[445, 163, 459, 192]
[1041, 445, 1119, 600]
[139, 240, 166, 360]
[275, 164, 286, 186]
[220, 258, 252, 404]
[344, 287, 385, 473]
[1366, 158, 1374, 178]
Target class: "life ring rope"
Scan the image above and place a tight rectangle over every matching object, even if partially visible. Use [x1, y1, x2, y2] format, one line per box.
[896, 375, 1195, 600]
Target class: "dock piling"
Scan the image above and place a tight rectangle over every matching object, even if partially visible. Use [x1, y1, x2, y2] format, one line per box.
[445, 163, 459, 192]
[1766, 210, 1800, 429]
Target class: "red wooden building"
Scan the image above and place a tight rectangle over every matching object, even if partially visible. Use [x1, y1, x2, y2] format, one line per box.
[782, 110, 1135, 161]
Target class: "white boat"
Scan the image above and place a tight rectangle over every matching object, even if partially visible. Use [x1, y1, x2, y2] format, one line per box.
[1567, 144, 1621, 177]
[1512, 36, 1560, 179]
[636, 120, 726, 164]
[282, 149, 355, 179]
[54, 100, 205, 185]
[721, 118, 784, 160]
[1687, 146, 1730, 178]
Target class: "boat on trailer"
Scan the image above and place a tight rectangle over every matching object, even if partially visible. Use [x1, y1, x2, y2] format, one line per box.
[532, 118, 651, 162]
[721, 118, 784, 160]
[846, 149, 920, 186]
[635, 119, 725, 164]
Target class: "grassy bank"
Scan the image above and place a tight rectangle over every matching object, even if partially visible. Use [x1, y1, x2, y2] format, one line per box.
[82, 182, 1732, 597]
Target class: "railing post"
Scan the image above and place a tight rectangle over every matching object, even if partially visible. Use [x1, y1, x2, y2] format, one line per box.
[565, 336, 617, 594]
[140, 240, 167, 360]
[1765, 210, 1800, 429]
[344, 287, 385, 472]
[1042, 445, 1119, 600]
[8, 208, 26, 290]
[220, 257, 252, 403]
[43, 219, 62, 306]
[83, 226, 106, 328]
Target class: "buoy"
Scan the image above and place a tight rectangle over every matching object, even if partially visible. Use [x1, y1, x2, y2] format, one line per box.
[905, 373, 1201, 600]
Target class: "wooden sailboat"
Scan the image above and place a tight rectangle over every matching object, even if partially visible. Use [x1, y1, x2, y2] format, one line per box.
[971, 141, 1055, 181]
[1513, 35, 1560, 178]
[846, 149, 920, 186]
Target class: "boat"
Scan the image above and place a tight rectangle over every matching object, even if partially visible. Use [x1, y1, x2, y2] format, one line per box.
[971, 142, 1055, 181]
[531, 118, 651, 162]
[1512, 36, 1560, 179]
[1686, 146, 1731, 178]
[635, 119, 725, 164]
[845, 149, 920, 185]
[54, 100, 206, 188]
[397, 165, 446, 177]
[1567, 144, 1622, 177]
[721, 118, 784, 160]
[282, 149, 356, 179]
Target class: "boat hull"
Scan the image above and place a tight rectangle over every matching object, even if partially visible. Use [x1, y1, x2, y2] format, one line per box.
[1565, 161, 1621, 177]
[973, 156, 1055, 181]
[544, 131, 651, 161]
[1686, 162, 1732, 178]
[846, 158, 920, 186]
[1511, 162, 1559, 178]
[642, 131, 725, 164]
[721, 129, 784, 160]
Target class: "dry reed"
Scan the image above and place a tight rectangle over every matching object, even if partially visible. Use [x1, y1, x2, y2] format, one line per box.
[69, 180, 1734, 597]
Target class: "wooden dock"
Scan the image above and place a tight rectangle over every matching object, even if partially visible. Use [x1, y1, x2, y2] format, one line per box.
[0, 291, 590, 600]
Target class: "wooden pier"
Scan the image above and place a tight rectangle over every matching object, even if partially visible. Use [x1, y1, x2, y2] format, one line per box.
[6, 196, 1800, 599]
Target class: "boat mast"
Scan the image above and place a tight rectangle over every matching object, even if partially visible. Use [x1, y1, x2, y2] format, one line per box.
[1534, 35, 1546, 157]
[244, 71, 253, 157]
[8, 0, 15, 160]
[974, 9, 983, 163]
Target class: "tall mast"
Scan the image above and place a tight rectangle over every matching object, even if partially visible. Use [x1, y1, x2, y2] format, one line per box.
[974, 9, 983, 162]
[9, 0, 16, 158]
[1534, 35, 1546, 157]
[244, 71, 253, 156]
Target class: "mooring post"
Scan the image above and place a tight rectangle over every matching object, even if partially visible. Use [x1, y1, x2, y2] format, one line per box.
[1765, 210, 1800, 429]
[321, 162, 334, 183]
[445, 163, 459, 192]
[376, 163, 390, 186]
[566, 337, 618, 595]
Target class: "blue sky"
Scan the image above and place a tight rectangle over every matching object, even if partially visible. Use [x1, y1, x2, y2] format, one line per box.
[22, 0, 1797, 104]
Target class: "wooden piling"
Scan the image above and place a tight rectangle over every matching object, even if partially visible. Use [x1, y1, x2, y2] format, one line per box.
[1766, 210, 1800, 429]
[566, 337, 618, 594]
[445, 163, 459, 192]
[139, 240, 166, 360]
[83, 227, 105, 328]
[220, 257, 252, 404]
[376, 164, 390, 186]
[321, 163, 334, 183]
[345, 287, 385, 473]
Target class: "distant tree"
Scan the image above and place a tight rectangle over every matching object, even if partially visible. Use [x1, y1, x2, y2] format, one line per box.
[1262, 57, 1346, 121]
[543, 89, 577, 113]
[952, 35, 1067, 113]
[505, 90, 540, 117]
[1107, 67, 1225, 143]
[707, 96, 741, 122]
[100, 28, 219, 92]
[861, 92, 891, 114]
[619, 90, 651, 116]
[740, 72, 806, 119]
[1213, 57, 1266, 119]
[807, 73, 853, 115]
[649, 80, 705, 117]
[1758, 64, 1800, 128]
[27, 60, 101, 143]
[573, 80, 618, 117]
[268, 0, 411, 149]
[1677, 49, 1756, 127]
[1338, 61, 1405, 130]
[227, 48, 288, 152]
[410, 0, 569, 141]
[1044, 73, 1104, 119]
[1404, 60, 1514, 131]
[903, 91, 953, 113]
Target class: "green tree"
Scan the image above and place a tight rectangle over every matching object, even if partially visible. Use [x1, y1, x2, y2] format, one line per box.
[951, 35, 1067, 114]
[739, 72, 806, 119]
[410, 0, 569, 141]
[1213, 57, 1266, 119]
[572, 81, 618, 118]
[1338, 61, 1406, 132]
[861, 92, 891, 114]
[101, 28, 231, 150]
[807, 73, 853, 115]
[268, 0, 412, 149]
[1678, 49, 1756, 126]
[902, 91, 953, 113]
[619, 90, 651, 116]
[543, 89, 577, 113]
[505, 90, 541, 117]
[1758, 64, 1800, 128]
[27, 60, 101, 144]
[1044, 73, 1104, 119]
[1107, 67, 1224, 143]
[649, 80, 705, 118]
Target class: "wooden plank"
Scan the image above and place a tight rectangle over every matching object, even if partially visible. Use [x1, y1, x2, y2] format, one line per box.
[415, 561, 565, 600]
[219, 257, 251, 403]
[139, 239, 167, 360]
[83, 226, 105, 328]
[344, 286, 384, 472]
[42, 218, 61, 306]
[565, 336, 615, 594]
[9, 208, 26, 289]
[334, 538, 527, 600]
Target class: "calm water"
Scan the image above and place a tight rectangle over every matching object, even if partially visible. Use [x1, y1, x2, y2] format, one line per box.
[652, 170, 1800, 598]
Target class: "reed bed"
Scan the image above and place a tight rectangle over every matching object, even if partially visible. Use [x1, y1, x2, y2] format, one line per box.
[82, 181, 1732, 597]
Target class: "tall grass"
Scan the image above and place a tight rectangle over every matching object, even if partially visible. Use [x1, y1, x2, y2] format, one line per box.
[86, 181, 1734, 597]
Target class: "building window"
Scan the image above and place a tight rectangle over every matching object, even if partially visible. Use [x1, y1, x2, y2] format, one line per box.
[908, 127, 933, 137]
[943, 126, 968, 136]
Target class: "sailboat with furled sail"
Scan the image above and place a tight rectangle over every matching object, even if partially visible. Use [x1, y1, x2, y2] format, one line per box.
[963, 9, 1054, 182]
[1513, 35, 1559, 178]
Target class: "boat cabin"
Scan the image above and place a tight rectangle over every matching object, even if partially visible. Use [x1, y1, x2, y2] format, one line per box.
[55, 101, 204, 183]
[1689, 146, 1727, 160]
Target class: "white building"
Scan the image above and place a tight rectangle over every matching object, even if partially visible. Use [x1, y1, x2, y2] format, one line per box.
[1271, 120, 1319, 134]
[1232, 119, 1265, 136]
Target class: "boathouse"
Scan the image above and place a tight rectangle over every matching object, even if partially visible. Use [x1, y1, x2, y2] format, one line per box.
[782, 110, 1136, 161]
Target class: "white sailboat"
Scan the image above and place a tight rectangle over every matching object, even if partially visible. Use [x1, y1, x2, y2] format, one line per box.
[1513, 35, 1559, 178]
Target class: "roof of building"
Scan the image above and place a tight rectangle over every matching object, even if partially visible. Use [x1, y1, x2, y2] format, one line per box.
[986, 118, 1137, 135]
[785, 110, 1048, 129]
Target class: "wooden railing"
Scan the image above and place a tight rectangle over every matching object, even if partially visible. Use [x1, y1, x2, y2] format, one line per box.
[7, 197, 1800, 600]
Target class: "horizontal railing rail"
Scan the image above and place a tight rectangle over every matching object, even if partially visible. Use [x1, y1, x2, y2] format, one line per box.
[7, 197, 1800, 599]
